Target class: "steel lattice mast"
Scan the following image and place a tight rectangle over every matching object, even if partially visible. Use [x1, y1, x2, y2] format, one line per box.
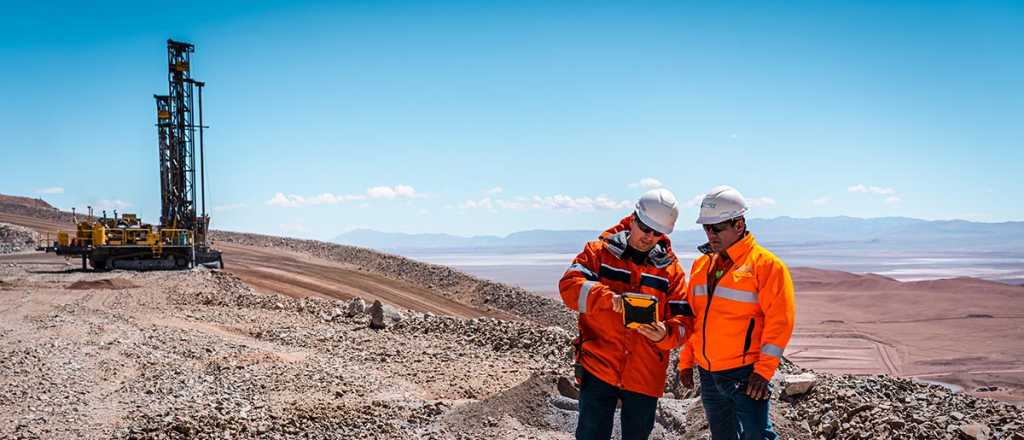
[155, 39, 209, 246]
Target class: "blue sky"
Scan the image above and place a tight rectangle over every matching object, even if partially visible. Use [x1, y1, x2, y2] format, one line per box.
[2, 1, 1022, 239]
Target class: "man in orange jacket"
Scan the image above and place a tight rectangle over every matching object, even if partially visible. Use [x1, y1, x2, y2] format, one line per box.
[559, 188, 691, 440]
[678, 186, 796, 440]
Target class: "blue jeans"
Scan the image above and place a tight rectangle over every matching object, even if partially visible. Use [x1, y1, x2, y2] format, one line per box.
[698, 365, 777, 440]
[576, 368, 658, 440]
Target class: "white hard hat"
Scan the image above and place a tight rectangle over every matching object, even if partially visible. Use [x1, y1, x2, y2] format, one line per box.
[635, 188, 679, 235]
[696, 185, 749, 224]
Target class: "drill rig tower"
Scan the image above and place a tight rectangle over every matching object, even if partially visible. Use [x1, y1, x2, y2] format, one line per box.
[40, 39, 222, 270]
[156, 39, 214, 254]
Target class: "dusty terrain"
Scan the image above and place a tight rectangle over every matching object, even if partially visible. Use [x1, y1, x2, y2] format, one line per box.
[788, 267, 1024, 403]
[2, 197, 1023, 439]
[3, 258, 1022, 440]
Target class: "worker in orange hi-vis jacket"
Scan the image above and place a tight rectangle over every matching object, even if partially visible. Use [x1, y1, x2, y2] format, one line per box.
[678, 185, 796, 440]
[559, 188, 693, 440]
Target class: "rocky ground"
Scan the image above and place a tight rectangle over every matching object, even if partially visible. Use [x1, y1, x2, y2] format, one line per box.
[0, 223, 38, 255]
[1, 261, 1021, 440]
[1, 199, 1022, 439]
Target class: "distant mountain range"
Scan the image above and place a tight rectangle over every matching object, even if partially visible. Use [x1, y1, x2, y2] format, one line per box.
[333, 216, 1024, 252]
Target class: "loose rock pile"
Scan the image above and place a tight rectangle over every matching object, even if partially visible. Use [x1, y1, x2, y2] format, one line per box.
[776, 368, 1023, 440]
[0, 222, 38, 254]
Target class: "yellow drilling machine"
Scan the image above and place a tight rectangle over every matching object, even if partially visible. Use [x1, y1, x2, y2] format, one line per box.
[40, 39, 223, 270]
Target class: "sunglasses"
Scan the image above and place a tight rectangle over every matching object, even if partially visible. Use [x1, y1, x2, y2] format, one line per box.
[703, 220, 736, 234]
[634, 216, 664, 237]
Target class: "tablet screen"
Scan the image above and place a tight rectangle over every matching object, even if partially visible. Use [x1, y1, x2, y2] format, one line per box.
[622, 292, 659, 329]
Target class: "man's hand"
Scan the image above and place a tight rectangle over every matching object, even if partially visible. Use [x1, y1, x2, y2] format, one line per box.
[745, 372, 770, 400]
[635, 321, 667, 342]
[679, 367, 694, 389]
[611, 294, 623, 313]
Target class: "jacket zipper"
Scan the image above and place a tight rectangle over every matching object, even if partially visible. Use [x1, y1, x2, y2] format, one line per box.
[742, 318, 755, 364]
[701, 259, 717, 371]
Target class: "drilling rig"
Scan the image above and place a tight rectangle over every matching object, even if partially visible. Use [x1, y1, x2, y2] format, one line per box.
[40, 39, 223, 270]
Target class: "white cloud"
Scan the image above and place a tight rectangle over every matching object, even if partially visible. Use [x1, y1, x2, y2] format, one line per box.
[885, 196, 902, 204]
[458, 194, 631, 212]
[747, 197, 777, 207]
[459, 197, 495, 210]
[35, 187, 64, 195]
[498, 198, 530, 210]
[267, 193, 304, 207]
[628, 178, 663, 189]
[417, 209, 430, 216]
[531, 195, 631, 211]
[267, 185, 417, 207]
[212, 203, 247, 212]
[367, 185, 419, 199]
[486, 186, 504, 195]
[94, 199, 132, 211]
[310, 193, 367, 204]
[812, 196, 832, 205]
[848, 184, 895, 195]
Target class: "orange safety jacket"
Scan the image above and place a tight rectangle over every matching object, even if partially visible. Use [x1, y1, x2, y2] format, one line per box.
[678, 232, 796, 380]
[559, 216, 691, 398]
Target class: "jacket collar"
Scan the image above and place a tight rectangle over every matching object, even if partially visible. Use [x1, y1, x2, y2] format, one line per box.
[697, 231, 757, 263]
[724, 232, 756, 263]
[599, 215, 676, 269]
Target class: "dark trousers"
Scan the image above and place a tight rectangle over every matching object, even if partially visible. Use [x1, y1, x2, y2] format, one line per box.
[576, 368, 658, 440]
[698, 365, 777, 440]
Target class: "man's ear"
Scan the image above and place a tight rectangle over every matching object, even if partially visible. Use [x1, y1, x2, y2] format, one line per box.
[736, 217, 747, 234]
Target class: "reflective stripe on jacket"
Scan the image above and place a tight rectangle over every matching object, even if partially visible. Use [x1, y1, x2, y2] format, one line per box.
[559, 216, 691, 398]
[678, 232, 796, 380]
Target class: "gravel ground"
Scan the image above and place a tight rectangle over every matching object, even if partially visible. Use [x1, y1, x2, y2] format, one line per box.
[1, 248, 1021, 439]
[0, 264, 698, 439]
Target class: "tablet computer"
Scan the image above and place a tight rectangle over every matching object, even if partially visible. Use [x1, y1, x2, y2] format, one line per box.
[622, 292, 659, 329]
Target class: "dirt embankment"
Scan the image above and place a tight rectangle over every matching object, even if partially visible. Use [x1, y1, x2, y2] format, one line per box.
[0, 195, 57, 211]
[211, 230, 576, 330]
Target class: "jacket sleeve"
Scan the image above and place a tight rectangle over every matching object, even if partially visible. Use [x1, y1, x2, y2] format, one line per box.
[559, 241, 614, 315]
[655, 261, 691, 351]
[676, 277, 697, 370]
[753, 257, 797, 380]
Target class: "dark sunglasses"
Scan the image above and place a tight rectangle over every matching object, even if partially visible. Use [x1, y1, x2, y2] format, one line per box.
[703, 220, 736, 234]
[634, 215, 664, 237]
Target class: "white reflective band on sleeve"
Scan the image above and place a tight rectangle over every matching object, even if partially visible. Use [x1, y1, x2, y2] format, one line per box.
[692, 284, 708, 296]
[641, 273, 669, 284]
[565, 263, 597, 280]
[678, 326, 686, 339]
[600, 263, 632, 277]
[579, 281, 597, 314]
[761, 343, 784, 357]
[713, 286, 758, 303]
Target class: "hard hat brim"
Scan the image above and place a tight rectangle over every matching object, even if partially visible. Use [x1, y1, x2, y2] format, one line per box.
[695, 208, 748, 225]
[636, 209, 674, 235]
